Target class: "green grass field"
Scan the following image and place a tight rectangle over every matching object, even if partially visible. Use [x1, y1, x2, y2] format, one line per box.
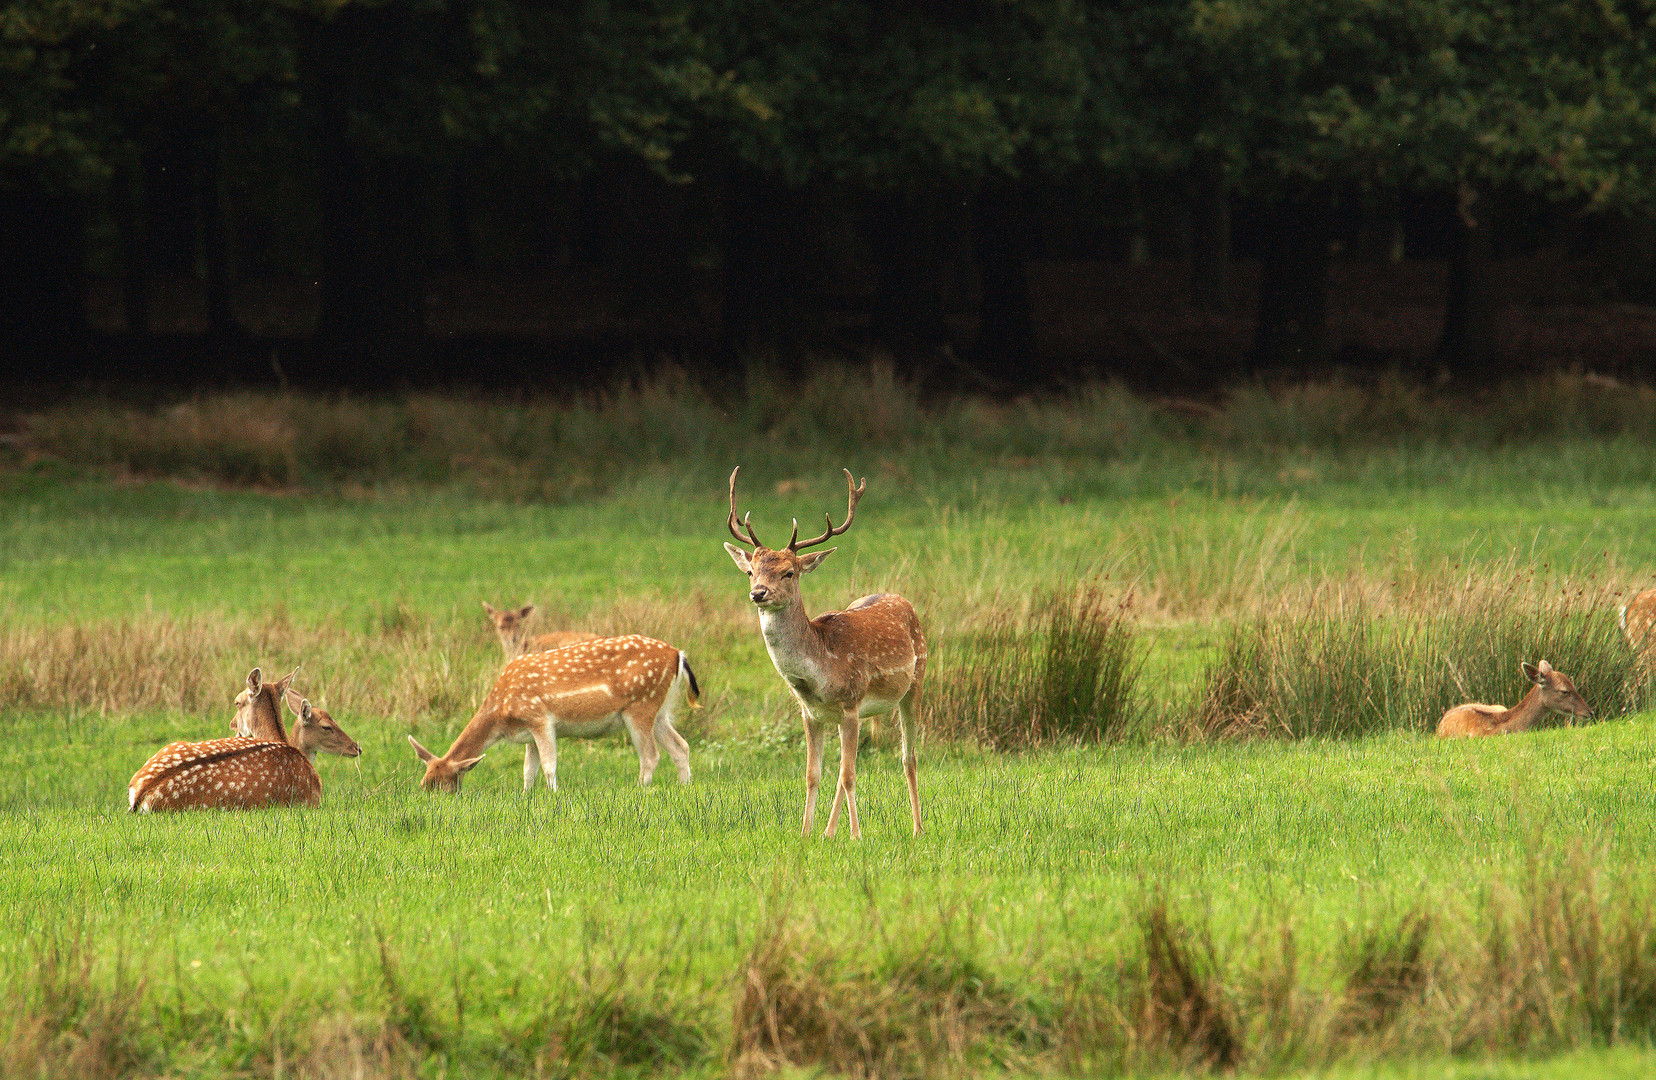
[7, 383, 1656, 1077]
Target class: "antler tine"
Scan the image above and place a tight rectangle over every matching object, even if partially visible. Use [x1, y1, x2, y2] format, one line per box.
[791, 468, 867, 551]
[726, 467, 765, 549]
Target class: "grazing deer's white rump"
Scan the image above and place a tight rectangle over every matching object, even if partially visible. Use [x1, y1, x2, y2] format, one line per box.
[724, 467, 925, 839]
[129, 667, 341, 812]
[408, 634, 698, 793]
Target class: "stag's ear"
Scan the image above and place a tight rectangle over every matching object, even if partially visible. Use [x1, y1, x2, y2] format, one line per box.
[517, 604, 535, 620]
[247, 668, 263, 695]
[724, 543, 753, 574]
[797, 547, 836, 573]
[408, 735, 437, 762]
[454, 755, 486, 773]
[1522, 661, 1543, 684]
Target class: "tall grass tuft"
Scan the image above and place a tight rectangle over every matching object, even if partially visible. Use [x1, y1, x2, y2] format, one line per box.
[0, 936, 146, 1080]
[1133, 904, 1241, 1072]
[929, 585, 1143, 749]
[1194, 573, 1652, 739]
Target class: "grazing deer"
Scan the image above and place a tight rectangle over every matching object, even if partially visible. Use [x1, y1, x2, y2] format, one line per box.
[129, 668, 341, 812]
[1436, 660, 1593, 737]
[723, 467, 924, 838]
[483, 601, 599, 658]
[230, 686, 363, 762]
[1621, 588, 1656, 664]
[407, 635, 698, 793]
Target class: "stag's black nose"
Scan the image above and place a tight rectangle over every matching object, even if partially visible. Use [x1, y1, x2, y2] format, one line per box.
[750, 588, 769, 604]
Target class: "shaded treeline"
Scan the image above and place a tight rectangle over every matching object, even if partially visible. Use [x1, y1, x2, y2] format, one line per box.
[6, 0, 1656, 388]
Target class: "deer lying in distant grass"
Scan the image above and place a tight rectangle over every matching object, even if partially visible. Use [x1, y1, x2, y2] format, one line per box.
[483, 602, 598, 658]
[408, 635, 697, 793]
[129, 667, 357, 811]
[1436, 660, 1593, 737]
[724, 467, 924, 838]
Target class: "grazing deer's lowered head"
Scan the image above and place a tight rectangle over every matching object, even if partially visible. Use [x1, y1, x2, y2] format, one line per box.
[1436, 659, 1594, 738]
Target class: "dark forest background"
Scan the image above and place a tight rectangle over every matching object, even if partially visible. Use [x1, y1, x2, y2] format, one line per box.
[6, 0, 1656, 392]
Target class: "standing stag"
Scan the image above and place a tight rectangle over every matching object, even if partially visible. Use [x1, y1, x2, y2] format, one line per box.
[724, 467, 924, 838]
[482, 601, 598, 658]
[129, 667, 355, 812]
[407, 635, 697, 792]
[1436, 660, 1593, 737]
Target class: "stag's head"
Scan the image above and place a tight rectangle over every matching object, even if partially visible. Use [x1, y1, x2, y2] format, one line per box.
[288, 695, 362, 759]
[1524, 660, 1594, 720]
[723, 467, 865, 612]
[407, 735, 485, 793]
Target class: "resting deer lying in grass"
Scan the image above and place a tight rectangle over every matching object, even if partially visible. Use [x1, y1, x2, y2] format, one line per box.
[129, 667, 354, 812]
[724, 467, 924, 838]
[1436, 660, 1593, 737]
[483, 601, 599, 658]
[407, 635, 697, 792]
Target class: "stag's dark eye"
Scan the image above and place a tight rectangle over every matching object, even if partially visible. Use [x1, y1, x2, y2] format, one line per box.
[782, 571, 794, 579]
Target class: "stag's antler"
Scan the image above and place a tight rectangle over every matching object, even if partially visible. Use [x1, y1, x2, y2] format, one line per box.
[727, 467, 765, 549]
[791, 469, 866, 551]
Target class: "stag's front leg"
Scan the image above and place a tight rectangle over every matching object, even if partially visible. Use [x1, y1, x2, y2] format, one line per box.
[801, 716, 827, 836]
[824, 712, 862, 839]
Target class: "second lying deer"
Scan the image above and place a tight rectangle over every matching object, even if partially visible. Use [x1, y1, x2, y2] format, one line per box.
[1436, 660, 1593, 737]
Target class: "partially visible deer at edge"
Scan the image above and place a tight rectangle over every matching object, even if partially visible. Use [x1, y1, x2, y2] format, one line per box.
[483, 601, 598, 658]
[724, 467, 924, 838]
[1436, 660, 1593, 737]
[130, 667, 353, 811]
[1621, 588, 1656, 666]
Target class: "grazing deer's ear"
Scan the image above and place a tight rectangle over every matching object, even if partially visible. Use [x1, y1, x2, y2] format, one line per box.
[797, 547, 836, 573]
[518, 604, 535, 620]
[247, 668, 263, 695]
[408, 735, 437, 762]
[1522, 662, 1543, 684]
[724, 543, 753, 573]
[455, 755, 486, 773]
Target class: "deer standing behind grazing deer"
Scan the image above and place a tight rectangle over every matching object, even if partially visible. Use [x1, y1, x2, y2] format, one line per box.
[129, 667, 355, 812]
[482, 601, 599, 658]
[1436, 660, 1593, 737]
[724, 467, 924, 838]
[407, 635, 698, 792]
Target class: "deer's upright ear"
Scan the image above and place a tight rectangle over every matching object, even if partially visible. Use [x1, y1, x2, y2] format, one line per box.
[1522, 661, 1543, 684]
[408, 735, 436, 762]
[517, 604, 535, 620]
[797, 547, 836, 573]
[298, 698, 315, 724]
[724, 543, 753, 574]
[273, 666, 299, 700]
[247, 668, 263, 696]
[482, 601, 500, 618]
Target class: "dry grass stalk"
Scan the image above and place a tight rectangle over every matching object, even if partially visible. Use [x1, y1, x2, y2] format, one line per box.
[1134, 905, 1242, 1072]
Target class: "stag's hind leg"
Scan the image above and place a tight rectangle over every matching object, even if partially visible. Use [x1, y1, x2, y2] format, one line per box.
[896, 687, 922, 836]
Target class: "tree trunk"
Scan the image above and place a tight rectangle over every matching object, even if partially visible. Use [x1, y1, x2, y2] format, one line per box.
[304, 7, 430, 381]
[1251, 193, 1332, 373]
[0, 180, 88, 355]
[113, 159, 150, 335]
[972, 182, 1037, 384]
[866, 191, 949, 355]
[1188, 157, 1231, 313]
[719, 166, 823, 357]
[197, 125, 238, 340]
[1432, 182, 1498, 378]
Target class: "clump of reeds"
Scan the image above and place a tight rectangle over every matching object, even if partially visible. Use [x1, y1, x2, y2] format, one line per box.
[0, 936, 146, 1080]
[928, 584, 1144, 749]
[1194, 570, 1651, 739]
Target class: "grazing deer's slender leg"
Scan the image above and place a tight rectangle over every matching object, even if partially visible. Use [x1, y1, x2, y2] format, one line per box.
[802, 718, 827, 836]
[896, 687, 923, 836]
[654, 713, 692, 784]
[624, 704, 660, 785]
[522, 740, 542, 793]
[531, 727, 558, 791]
